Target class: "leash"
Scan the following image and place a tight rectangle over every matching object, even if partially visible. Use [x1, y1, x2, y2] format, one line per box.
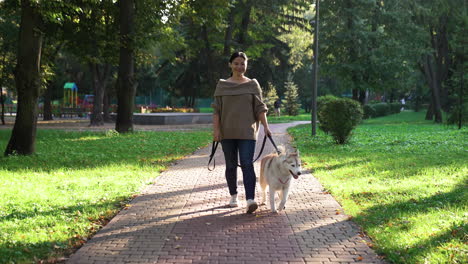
[207, 135, 281, 171]
[207, 141, 219, 171]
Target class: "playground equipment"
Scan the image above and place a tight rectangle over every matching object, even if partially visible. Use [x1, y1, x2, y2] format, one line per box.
[63, 82, 78, 107]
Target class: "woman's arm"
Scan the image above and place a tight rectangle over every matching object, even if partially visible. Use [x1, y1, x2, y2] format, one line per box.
[258, 111, 272, 137]
[213, 113, 221, 141]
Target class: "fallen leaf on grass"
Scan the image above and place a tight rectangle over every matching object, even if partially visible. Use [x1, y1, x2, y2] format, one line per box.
[357, 256, 363, 261]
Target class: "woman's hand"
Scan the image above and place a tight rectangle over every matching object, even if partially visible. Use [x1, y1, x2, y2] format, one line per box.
[264, 126, 272, 137]
[213, 129, 221, 142]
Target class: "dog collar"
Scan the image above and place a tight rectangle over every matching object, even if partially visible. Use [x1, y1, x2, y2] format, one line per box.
[278, 177, 290, 185]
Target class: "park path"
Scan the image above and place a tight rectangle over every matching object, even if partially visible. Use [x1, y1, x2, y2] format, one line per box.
[67, 121, 385, 264]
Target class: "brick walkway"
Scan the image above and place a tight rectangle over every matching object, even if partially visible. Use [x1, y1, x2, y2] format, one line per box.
[67, 121, 385, 264]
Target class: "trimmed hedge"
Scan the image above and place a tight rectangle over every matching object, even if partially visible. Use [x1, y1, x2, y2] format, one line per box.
[318, 98, 363, 144]
[363, 102, 402, 119]
[317, 95, 339, 134]
[363, 104, 376, 119]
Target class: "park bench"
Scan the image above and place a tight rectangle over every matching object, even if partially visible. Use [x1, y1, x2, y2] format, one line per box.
[60, 107, 85, 118]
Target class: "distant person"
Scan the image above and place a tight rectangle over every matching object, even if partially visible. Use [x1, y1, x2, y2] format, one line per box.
[212, 51, 271, 214]
[400, 98, 406, 111]
[274, 99, 281, 117]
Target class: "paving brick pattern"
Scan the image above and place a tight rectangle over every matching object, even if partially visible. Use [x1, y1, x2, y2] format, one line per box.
[67, 121, 385, 264]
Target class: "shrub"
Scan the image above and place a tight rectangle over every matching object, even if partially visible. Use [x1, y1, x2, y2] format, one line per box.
[318, 98, 363, 144]
[317, 95, 339, 112]
[317, 95, 339, 133]
[389, 102, 402, 114]
[372, 103, 391, 117]
[446, 102, 468, 126]
[363, 104, 376, 119]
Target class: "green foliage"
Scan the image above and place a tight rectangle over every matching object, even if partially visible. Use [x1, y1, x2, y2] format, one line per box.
[289, 111, 468, 264]
[372, 103, 391, 117]
[363, 104, 376, 119]
[446, 102, 468, 127]
[364, 102, 402, 119]
[317, 95, 339, 113]
[318, 98, 363, 144]
[389, 102, 403, 114]
[263, 82, 279, 116]
[316, 95, 339, 133]
[0, 129, 212, 263]
[282, 75, 301, 116]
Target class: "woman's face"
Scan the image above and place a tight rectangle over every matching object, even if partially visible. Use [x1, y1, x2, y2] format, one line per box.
[229, 57, 247, 76]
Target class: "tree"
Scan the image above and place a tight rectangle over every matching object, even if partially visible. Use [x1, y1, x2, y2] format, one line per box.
[63, 0, 118, 126]
[115, 0, 137, 133]
[263, 82, 279, 115]
[282, 74, 301, 116]
[0, 1, 19, 125]
[4, 0, 44, 156]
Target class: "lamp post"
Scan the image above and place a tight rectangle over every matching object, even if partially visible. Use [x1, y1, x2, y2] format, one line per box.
[311, 0, 319, 136]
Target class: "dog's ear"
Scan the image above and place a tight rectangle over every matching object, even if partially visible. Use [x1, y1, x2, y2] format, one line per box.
[279, 152, 287, 162]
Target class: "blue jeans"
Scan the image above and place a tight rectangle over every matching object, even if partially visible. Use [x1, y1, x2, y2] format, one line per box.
[221, 139, 256, 200]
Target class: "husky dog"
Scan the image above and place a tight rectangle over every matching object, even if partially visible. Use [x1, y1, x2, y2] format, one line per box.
[259, 146, 302, 213]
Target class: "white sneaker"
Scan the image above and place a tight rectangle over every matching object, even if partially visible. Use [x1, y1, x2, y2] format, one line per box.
[229, 194, 238, 207]
[246, 199, 258, 214]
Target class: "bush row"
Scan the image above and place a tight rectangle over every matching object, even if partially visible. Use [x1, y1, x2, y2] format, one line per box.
[363, 102, 402, 119]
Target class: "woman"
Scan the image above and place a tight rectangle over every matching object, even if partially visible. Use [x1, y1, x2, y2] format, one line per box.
[212, 51, 272, 214]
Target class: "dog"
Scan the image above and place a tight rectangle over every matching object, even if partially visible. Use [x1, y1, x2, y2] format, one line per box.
[259, 146, 302, 213]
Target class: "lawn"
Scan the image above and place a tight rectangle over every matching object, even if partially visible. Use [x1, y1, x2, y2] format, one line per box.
[198, 107, 311, 123]
[0, 129, 212, 263]
[288, 111, 467, 264]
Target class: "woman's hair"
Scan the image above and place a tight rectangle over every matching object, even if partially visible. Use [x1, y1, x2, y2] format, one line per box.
[229, 51, 248, 63]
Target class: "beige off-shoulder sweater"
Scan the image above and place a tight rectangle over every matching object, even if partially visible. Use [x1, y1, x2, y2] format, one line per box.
[212, 79, 268, 140]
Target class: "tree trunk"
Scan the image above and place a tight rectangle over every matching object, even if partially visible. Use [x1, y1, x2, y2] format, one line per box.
[237, 0, 252, 48]
[223, 6, 234, 57]
[115, 0, 137, 133]
[423, 54, 443, 123]
[89, 63, 111, 126]
[347, 0, 359, 103]
[201, 24, 216, 92]
[0, 82, 5, 125]
[42, 81, 53, 120]
[5, 0, 43, 156]
[103, 87, 111, 122]
[358, 89, 366, 104]
[0, 48, 7, 125]
[434, 16, 451, 112]
[221, 5, 235, 78]
[425, 102, 434, 120]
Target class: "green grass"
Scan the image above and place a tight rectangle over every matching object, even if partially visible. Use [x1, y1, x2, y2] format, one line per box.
[0, 129, 211, 263]
[288, 111, 468, 264]
[198, 107, 213, 113]
[197, 107, 311, 123]
[267, 111, 311, 123]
